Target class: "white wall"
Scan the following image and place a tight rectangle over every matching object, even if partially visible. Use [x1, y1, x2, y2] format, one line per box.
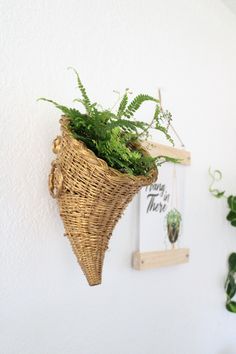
[1, 1, 236, 353]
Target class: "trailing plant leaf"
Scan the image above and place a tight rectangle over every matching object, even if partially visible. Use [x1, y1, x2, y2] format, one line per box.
[225, 252, 236, 312]
[228, 196, 236, 213]
[225, 274, 236, 299]
[225, 253, 236, 313]
[209, 170, 236, 313]
[226, 210, 236, 227]
[228, 253, 236, 273]
[227, 195, 236, 227]
[215, 191, 225, 198]
[208, 169, 225, 198]
[226, 301, 236, 313]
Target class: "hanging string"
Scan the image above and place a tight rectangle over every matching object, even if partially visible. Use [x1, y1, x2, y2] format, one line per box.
[170, 163, 178, 209]
[157, 89, 180, 209]
[158, 89, 182, 249]
[158, 88, 185, 148]
[154, 88, 185, 249]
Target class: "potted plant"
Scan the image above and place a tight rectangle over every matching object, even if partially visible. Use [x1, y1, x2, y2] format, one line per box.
[39, 68, 175, 286]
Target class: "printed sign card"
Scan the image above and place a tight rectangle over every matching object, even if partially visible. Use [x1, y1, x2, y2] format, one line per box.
[133, 143, 191, 271]
[139, 162, 185, 252]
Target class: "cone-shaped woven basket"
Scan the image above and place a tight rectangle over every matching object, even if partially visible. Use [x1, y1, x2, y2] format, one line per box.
[49, 117, 157, 286]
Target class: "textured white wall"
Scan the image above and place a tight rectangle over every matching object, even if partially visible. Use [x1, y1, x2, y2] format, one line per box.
[1, 1, 236, 353]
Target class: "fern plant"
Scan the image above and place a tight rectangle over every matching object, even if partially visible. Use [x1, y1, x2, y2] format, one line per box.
[39, 68, 175, 176]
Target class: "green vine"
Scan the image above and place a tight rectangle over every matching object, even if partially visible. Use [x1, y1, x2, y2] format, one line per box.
[209, 168, 236, 313]
[225, 253, 236, 313]
[38, 68, 177, 176]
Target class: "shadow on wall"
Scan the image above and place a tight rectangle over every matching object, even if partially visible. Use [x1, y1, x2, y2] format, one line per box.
[219, 349, 236, 354]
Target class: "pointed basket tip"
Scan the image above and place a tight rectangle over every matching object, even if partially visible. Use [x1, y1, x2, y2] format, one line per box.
[89, 281, 102, 287]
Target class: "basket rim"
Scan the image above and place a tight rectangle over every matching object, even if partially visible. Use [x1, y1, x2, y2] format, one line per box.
[60, 115, 158, 185]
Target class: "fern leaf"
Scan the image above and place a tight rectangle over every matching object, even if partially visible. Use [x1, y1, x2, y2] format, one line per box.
[108, 118, 148, 133]
[124, 94, 158, 118]
[153, 104, 160, 121]
[38, 98, 82, 117]
[155, 155, 180, 166]
[155, 122, 174, 146]
[68, 67, 91, 114]
[117, 91, 129, 118]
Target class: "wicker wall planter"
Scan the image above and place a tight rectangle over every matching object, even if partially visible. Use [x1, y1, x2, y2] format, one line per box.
[49, 117, 157, 286]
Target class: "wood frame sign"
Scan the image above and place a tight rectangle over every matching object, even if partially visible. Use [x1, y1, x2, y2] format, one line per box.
[133, 141, 191, 271]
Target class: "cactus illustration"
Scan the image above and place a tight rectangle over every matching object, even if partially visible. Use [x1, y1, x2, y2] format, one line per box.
[166, 208, 182, 245]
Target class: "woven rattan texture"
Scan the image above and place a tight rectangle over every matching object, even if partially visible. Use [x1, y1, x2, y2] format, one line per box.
[49, 117, 157, 286]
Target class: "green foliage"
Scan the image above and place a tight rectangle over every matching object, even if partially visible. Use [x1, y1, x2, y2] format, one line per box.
[123, 94, 158, 118]
[227, 196, 236, 227]
[226, 301, 236, 313]
[38, 68, 175, 176]
[68, 67, 91, 114]
[209, 169, 236, 313]
[228, 196, 236, 212]
[229, 253, 236, 272]
[226, 196, 236, 227]
[208, 169, 225, 198]
[117, 89, 129, 118]
[225, 253, 236, 313]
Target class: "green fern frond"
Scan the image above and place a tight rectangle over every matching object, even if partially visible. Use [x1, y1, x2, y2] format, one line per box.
[68, 67, 91, 114]
[97, 110, 117, 123]
[39, 70, 176, 176]
[124, 94, 159, 118]
[71, 130, 93, 147]
[156, 155, 180, 166]
[108, 118, 148, 132]
[117, 90, 129, 118]
[155, 122, 174, 146]
[154, 104, 160, 121]
[37, 98, 83, 118]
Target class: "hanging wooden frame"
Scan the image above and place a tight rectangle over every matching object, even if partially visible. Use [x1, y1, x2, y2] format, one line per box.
[133, 141, 191, 271]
